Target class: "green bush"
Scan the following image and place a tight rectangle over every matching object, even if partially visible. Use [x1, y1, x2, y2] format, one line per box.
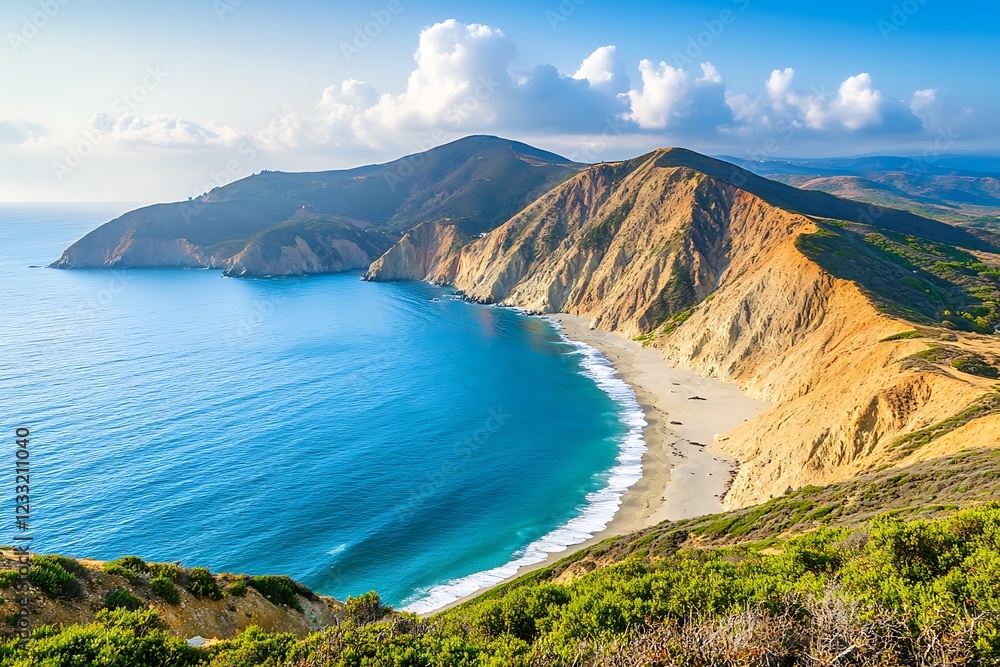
[147, 563, 179, 581]
[104, 589, 144, 612]
[952, 354, 1000, 378]
[342, 591, 389, 625]
[247, 575, 314, 612]
[30, 556, 80, 598]
[6, 505, 1000, 665]
[102, 563, 141, 583]
[880, 329, 924, 341]
[105, 556, 148, 574]
[0, 571, 20, 589]
[102, 556, 149, 584]
[150, 577, 180, 605]
[207, 626, 299, 666]
[38, 555, 87, 578]
[187, 567, 223, 601]
[2, 608, 202, 667]
[228, 576, 248, 597]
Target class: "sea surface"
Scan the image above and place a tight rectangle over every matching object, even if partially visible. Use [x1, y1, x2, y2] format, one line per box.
[0, 204, 645, 611]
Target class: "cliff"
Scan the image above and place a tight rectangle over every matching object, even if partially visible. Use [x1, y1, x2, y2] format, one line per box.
[362, 221, 468, 282]
[223, 219, 398, 277]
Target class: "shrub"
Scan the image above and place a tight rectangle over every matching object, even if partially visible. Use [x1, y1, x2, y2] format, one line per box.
[103, 556, 149, 584]
[147, 563, 179, 581]
[247, 576, 314, 612]
[150, 576, 180, 605]
[30, 556, 81, 598]
[0, 571, 20, 589]
[952, 355, 1000, 378]
[343, 591, 389, 625]
[187, 568, 223, 600]
[881, 329, 923, 342]
[38, 555, 88, 578]
[102, 563, 141, 583]
[105, 589, 144, 612]
[105, 556, 148, 574]
[229, 576, 248, 597]
[13, 608, 202, 667]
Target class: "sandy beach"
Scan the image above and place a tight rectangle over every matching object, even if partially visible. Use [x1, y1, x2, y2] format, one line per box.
[434, 313, 769, 612]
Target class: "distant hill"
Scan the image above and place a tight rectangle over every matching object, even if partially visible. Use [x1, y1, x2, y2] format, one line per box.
[721, 153, 1000, 232]
[50, 136, 583, 277]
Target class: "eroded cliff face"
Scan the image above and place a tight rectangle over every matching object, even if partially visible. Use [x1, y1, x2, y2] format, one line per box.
[363, 222, 466, 283]
[375, 148, 1000, 508]
[451, 158, 737, 335]
[51, 222, 234, 269]
[654, 202, 995, 507]
[224, 226, 398, 277]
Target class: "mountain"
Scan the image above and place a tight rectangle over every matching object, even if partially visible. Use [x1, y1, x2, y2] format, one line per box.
[50, 136, 583, 277]
[367, 147, 1000, 508]
[721, 154, 1000, 231]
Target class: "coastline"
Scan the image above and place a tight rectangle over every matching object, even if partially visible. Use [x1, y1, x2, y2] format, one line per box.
[423, 313, 770, 614]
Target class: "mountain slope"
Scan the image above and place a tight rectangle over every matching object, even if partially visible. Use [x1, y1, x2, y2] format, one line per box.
[368, 148, 1000, 508]
[50, 136, 583, 276]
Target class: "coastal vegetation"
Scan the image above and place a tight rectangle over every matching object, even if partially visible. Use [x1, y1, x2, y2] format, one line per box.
[3, 502, 999, 665]
[4, 450, 1000, 666]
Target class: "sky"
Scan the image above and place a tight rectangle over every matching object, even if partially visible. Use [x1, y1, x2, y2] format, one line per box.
[1, 0, 998, 202]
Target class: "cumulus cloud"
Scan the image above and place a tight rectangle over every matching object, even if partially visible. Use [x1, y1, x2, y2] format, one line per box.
[573, 45, 629, 93]
[262, 20, 644, 149]
[908, 88, 973, 133]
[728, 67, 929, 139]
[624, 61, 730, 133]
[829, 73, 883, 130]
[238, 20, 950, 154]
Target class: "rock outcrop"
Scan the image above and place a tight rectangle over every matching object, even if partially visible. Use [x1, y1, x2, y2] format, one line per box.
[224, 222, 398, 277]
[362, 221, 467, 282]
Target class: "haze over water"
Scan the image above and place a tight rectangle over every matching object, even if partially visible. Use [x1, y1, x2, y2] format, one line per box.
[0, 204, 643, 610]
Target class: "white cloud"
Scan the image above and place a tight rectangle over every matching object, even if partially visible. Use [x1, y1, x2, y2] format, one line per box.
[232, 20, 945, 153]
[741, 68, 891, 133]
[697, 62, 723, 85]
[625, 61, 691, 129]
[573, 45, 629, 93]
[91, 113, 244, 148]
[766, 67, 795, 106]
[624, 60, 729, 132]
[829, 73, 883, 130]
[268, 22, 639, 149]
[361, 19, 516, 136]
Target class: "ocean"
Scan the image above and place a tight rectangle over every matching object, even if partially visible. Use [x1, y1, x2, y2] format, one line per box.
[0, 203, 645, 612]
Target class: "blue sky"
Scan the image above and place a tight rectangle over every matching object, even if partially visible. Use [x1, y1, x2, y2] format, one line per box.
[1, 0, 997, 201]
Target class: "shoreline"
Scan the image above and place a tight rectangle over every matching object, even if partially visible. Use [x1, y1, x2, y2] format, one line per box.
[424, 313, 770, 614]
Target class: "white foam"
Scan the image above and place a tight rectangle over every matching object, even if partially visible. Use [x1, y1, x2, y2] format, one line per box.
[401, 316, 647, 613]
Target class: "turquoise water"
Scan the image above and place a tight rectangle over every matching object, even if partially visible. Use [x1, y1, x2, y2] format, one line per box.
[0, 204, 644, 611]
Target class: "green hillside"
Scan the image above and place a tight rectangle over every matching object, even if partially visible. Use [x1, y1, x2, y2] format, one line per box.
[5, 449, 1000, 666]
